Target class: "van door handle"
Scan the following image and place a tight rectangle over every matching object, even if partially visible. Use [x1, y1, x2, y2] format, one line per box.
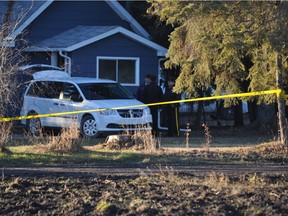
[53, 103, 65, 106]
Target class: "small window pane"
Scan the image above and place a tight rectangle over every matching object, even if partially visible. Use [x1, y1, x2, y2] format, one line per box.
[118, 60, 136, 84]
[47, 82, 63, 99]
[27, 81, 45, 97]
[27, 81, 62, 99]
[99, 60, 116, 81]
[62, 83, 83, 102]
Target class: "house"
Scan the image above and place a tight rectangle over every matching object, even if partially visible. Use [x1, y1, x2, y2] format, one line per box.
[0, 0, 167, 95]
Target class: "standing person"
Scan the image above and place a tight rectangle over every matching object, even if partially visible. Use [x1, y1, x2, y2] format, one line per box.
[163, 78, 181, 137]
[143, 74, 163, 136]
[136, 74, 151, 103]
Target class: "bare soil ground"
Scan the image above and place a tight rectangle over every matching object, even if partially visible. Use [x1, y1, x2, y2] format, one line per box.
[1, 172, 287, 215]
[1, 151, 288, 215]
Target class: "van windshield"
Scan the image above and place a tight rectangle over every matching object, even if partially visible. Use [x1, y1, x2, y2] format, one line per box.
[78, 83, 134, 100]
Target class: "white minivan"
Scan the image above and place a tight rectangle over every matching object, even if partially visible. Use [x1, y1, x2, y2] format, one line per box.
[20, 70, 152, 137]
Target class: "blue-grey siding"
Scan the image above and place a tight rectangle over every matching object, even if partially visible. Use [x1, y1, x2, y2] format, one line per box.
[26, 1, 130, 44]
[70, 33, 159, 95]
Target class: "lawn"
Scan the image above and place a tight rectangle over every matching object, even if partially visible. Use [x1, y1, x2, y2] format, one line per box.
[1, 137, 286, 167]
[0, 145, 238, 167]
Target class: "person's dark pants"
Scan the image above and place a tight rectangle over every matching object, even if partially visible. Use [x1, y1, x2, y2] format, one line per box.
[150, 106, 159, 136]
[167, 105, 179, 136]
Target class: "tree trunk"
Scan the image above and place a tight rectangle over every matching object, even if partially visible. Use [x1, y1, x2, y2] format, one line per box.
[248, 101, 257, 123]
[276, 53, 287, 146]
[3, 1, 14, 38]
[194, 101, 203, 128]
[234, 100, 244, 126]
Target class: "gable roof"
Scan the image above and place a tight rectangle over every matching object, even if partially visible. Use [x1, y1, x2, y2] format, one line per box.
[0, 1, 48, 27]
[0, 0, 53, 39]
[0, 0, 150, 41]
[26, 26, 167, 56]
[105, 1, 150, 39]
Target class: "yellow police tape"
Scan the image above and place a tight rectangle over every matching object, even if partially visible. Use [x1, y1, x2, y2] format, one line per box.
[0, 89, 285, 123]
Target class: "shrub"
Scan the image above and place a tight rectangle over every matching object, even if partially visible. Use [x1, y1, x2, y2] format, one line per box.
[0, 9, 28, 151]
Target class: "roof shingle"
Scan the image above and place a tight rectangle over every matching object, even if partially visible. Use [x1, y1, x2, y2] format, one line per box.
[28, 26, 118, 50]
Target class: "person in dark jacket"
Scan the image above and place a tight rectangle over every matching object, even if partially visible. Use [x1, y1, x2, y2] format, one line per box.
[142, 74, 163, 136]
[136, 74, 151, 103]
[163, 78, 181, 137]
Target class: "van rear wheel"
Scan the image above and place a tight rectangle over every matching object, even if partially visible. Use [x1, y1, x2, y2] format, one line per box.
[81, 116, 99, 138]
[27, 114, 42, 136]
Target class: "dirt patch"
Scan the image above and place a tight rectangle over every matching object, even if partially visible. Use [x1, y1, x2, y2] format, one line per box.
[0, 172, 287, 215]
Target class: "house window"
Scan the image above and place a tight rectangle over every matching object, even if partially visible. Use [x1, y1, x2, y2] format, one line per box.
[97, 57, 140, 86]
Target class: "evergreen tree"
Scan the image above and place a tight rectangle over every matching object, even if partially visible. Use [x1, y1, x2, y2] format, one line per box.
[148, 1, 288, 144]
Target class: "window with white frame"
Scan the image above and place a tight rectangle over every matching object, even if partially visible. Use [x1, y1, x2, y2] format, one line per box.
[97, 57, 140, 86]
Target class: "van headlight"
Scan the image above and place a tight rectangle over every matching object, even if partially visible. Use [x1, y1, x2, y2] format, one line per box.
[143, 107, 150, 115]
[99, 109, 117, 115]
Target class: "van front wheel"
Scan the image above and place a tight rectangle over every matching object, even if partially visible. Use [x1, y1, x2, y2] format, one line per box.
[81, 116, 99, 138]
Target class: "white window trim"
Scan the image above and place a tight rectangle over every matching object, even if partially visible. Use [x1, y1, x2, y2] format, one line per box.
[96, 56, 140, 86]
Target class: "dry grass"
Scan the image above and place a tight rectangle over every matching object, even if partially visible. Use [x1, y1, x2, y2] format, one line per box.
[163, 141, 287, 154]
[141, 167, 271, 195]
[29, 123, 83, 154]
[160, 140, 288, 164]
[250, 141, 288, 158]
[204, 171, 230, 188]
[202, 124, 212, 151]
[46, 124, 82, 153]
